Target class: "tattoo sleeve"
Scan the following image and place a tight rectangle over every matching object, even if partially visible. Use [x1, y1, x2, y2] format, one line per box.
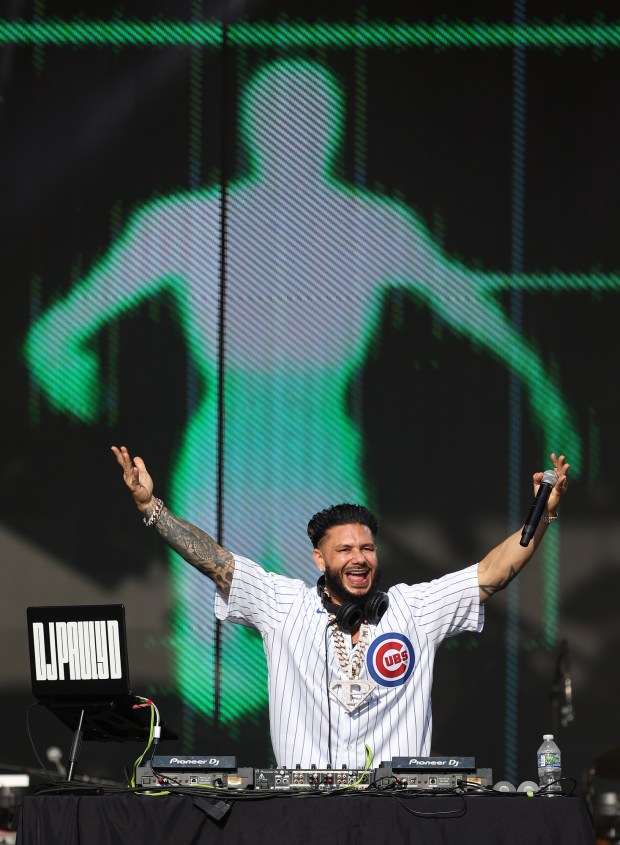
[154, 507, 235, 597]
[479, 565, 519, 598]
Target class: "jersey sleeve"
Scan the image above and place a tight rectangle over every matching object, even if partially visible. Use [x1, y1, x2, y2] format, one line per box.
[396, 562, 484, 642]
[214, 554, 305, 636]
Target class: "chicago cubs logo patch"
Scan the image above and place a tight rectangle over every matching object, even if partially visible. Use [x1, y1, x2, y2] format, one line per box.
[367, 633, 415, 688]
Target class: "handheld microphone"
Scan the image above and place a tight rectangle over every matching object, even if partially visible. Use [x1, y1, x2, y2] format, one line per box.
[493, 780, 516, 792]
[46, 746, 67, 779]
[517, 780, 540, 794]
[519, 470, 558, 547]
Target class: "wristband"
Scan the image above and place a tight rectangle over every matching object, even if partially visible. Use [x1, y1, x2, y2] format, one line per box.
[143, 497, 164, 527]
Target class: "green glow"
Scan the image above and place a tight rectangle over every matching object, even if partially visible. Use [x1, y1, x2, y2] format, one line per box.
[23, 57, 616, 732]
[2, 17, 620, 50]
[0, 18, 223, 47]
[542, 533, 560, 650]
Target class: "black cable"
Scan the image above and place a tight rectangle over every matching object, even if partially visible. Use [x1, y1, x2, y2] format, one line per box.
[29, 771, 579, 806]
[25, 702, 59, 782]
[324, 618, 336, 769]
[456, 778, 497, 795]
[369, 774, 398, 790]
[537, 776, 577, 797]
[389, 792, 468, 818]
[148, 763, 184, 789]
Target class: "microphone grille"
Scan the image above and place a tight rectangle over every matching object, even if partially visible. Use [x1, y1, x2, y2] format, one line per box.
[542, 470, 558, 485]
[517, 780, 540, 794]
[493, 780, 516, 792]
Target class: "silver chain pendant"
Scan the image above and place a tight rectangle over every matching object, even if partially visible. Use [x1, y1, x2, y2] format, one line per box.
[329, 677, 377, 713]
[328, 618, 377, 712]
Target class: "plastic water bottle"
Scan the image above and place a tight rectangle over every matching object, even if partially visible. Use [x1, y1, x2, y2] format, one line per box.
[537, 734, 562, 794]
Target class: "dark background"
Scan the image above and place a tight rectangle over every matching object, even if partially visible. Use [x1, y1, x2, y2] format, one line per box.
[1, 0, 619, 794]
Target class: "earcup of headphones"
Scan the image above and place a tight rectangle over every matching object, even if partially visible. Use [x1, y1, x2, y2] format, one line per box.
[363, 589, 389, 625]
[317, 577, 389, 632]
[335, 602, 365, 633]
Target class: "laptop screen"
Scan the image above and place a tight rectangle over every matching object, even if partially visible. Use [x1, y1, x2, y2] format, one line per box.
[27, 604, 131, 700]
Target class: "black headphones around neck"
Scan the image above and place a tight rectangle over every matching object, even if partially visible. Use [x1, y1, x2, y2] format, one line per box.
[316, 575, 389, 633]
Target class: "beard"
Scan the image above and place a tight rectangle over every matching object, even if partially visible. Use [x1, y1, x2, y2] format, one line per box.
[323, 566, 382, 606]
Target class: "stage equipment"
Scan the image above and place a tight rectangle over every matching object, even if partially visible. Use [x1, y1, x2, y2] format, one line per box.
[27, 605, 176, 781]
[517, 780, 540, 794]
[255, 765, 372, 790]
[375, 756, 492, 790]
[136, 759, 253, 790]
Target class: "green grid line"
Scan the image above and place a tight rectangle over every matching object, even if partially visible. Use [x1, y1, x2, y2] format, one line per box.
[1, 17, 620, 50]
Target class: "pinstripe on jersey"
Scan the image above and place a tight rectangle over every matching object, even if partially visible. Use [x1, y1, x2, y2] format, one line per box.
[215, 555, 484, 768]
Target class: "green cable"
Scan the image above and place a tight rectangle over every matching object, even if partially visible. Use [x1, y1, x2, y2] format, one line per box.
[130, 703, 155, 788]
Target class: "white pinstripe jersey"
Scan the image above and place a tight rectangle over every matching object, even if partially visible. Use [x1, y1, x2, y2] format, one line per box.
[215, 555, 484, 768]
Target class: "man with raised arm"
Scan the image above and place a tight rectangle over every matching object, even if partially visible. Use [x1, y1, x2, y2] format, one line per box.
[112, 445, 569, 768]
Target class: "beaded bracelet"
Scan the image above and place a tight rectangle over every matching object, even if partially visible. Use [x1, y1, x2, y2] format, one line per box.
[143, 497, 164, 527]
[541, 512, 559, 524]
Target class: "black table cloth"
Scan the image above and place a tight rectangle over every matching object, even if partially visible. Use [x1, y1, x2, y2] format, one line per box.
[16, 790, 596, 845]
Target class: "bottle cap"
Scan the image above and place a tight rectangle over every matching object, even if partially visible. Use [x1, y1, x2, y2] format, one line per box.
[543, 734, 554, 740]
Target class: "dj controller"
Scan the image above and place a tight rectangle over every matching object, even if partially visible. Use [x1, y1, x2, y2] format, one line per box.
[135, 755, 493, 792]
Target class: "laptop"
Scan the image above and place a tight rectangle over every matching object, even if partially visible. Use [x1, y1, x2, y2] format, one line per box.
[26, 604, 175, 742]
[27, 604, 130, 701]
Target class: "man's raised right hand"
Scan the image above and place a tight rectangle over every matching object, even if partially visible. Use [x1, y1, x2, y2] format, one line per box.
[111, 445, 154, 513]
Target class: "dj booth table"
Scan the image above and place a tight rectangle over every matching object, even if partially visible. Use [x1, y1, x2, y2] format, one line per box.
[16, 790, 596, 845]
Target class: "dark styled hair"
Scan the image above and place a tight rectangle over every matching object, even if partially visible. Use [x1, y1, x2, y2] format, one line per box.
[307, 503, 379, 548]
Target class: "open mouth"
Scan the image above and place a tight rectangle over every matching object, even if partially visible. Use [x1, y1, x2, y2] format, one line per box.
[344, 567, 370, 588]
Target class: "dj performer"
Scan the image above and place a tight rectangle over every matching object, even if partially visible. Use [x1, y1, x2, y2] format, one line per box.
[112, 445, 569, 768]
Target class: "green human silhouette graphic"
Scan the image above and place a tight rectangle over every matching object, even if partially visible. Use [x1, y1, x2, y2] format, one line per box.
[25, 58, 596, 728]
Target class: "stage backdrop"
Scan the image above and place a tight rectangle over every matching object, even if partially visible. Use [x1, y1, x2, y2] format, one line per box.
[2, 0, 619, 787]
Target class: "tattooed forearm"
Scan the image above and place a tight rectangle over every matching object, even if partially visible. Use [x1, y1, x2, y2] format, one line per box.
[480, 565, 519, 598]
[154, 508, 235, 596]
